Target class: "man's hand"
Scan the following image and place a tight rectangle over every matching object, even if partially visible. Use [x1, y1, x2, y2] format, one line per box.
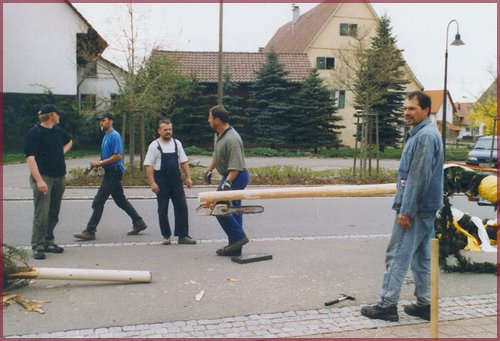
[150, 182, 160, 194]
[221, 181, 232, 191]
[36, 179, 48, 195]
[397, 213, 412, 229]
[204, 170, 212, 184]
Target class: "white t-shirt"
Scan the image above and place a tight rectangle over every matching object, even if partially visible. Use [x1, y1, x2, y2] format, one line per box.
[143, 138, 188, 171]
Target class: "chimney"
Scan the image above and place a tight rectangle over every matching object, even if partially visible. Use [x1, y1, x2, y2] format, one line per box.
[292, 4, 300, 31]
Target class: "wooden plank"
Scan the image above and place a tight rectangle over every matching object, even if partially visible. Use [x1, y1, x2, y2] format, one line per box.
[198, 183, 397, 203]
[231, 253, 273, 264]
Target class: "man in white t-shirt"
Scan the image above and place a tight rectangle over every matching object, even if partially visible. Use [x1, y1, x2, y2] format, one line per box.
[143, 119, 196, 245]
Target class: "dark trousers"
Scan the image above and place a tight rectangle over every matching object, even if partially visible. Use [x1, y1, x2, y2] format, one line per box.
[30, 175, 65, 250]
[156, 181, 189, 238]
[86, 168, 144, 232]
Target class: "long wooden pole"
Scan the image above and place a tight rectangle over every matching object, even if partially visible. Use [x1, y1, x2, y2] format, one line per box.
[9, 268, 152, 283]
[198, 183, 397, 203]
[430, 238, 439, 338]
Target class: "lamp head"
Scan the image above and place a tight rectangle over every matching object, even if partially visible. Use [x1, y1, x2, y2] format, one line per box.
[451, 33, 465, 46]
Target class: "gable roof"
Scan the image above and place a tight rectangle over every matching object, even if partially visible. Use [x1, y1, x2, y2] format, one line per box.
[66, 1, 108, 54]
[151, 50, 312, 83]
[455, 102, 474, 126]
[425, 90, 457, 114]
[263, 2, 340, 53]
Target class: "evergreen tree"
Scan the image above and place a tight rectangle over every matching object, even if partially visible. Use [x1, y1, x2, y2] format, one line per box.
[354, 15, 409, 151]
[291, 69, 344, 153]
[248, 51, 297, 148]
[209, 71, 250, 141]
[167, 77, 212, 147]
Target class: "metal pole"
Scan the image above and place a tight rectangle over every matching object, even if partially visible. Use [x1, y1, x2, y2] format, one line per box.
[442, 48, 449, 160]
[488, 116, 497, 168]
[217, 0, 224, 105]
[442, 19, 465, 161]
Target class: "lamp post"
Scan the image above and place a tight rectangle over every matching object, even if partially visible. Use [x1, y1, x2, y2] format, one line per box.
[442, 19, 465, 159]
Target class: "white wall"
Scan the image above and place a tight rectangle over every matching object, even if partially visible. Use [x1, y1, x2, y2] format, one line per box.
[3, 3, 88, 95]
[79, 59, 126, 109]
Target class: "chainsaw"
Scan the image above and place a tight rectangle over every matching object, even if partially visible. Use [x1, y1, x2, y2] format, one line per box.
[196, 201, 264, 216]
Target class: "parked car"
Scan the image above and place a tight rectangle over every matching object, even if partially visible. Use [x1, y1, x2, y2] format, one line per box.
[465, 136, 498, 167]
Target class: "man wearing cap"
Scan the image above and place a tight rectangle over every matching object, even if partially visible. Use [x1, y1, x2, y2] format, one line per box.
[74, 112, 147, 241]
[24, 104, 73, 260]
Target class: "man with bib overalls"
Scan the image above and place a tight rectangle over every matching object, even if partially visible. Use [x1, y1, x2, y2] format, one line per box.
[143, 119, 196, 245]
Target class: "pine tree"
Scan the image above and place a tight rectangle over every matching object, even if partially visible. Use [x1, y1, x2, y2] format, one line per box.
[354, 15, 409, 151]
[291, 69, 344, 153]
[216, 71, 250, 141]
[248, 51, 297, 148]
[168, 77, 212, 147]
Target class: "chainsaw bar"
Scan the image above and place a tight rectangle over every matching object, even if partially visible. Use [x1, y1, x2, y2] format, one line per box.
[196, 203, 264, 216]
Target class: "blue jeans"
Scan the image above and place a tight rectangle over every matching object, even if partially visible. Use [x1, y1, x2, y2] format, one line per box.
[216, 170, 249, 244]
[376, 211, 437, 308]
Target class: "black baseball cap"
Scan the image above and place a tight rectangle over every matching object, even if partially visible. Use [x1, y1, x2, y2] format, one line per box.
[38, 104, 60, 115]
[96, 112, 114, 120]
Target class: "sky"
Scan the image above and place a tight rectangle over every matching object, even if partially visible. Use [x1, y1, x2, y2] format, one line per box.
[72, 1, 498, 102]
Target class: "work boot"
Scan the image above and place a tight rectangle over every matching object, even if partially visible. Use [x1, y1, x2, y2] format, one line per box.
[178, 236, 197, 244]
[216, 246, 242, 257]
[404, 303, 430, 321]
[361, 304, 399, 322]
[33, 249, 46, 260]
[74, 230, 96, 241]
[44, 242, 64, 253]
[127, 224, 147, 235]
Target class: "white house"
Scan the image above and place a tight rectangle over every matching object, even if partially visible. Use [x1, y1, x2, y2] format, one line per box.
[3, 1, 125, 110]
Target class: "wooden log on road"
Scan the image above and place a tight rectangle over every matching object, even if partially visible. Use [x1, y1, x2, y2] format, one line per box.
[198, 183, 397, 203]
[8, 267, 152, 283]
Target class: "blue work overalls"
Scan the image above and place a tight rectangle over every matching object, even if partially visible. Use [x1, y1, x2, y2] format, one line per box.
[153, 140, 189, 238]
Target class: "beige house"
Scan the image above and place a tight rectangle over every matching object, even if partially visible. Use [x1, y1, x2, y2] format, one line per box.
[263, 2, 422, 147]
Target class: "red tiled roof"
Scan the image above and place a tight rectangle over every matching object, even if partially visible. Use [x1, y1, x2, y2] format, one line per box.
[455, 102, 474, 126]
[151, 50, 312, 83]
[263, 2, 340, 53]
[424, 90, 457, 114]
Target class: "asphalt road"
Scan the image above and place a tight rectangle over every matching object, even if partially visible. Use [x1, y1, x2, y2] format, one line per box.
[2, 156, 497, 336]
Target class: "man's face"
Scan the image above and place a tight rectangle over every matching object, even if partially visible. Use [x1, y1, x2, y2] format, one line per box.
[99, 118, 112, 132]
[158, 123, 173, 141]
[49, 112, 60, 124]
[208, 111, 216, 130]
[403, 97, 429, 127]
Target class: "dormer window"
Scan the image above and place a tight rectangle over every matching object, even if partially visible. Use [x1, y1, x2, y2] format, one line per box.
[316, 56, 335, 70]
[340, 23, 358, 37]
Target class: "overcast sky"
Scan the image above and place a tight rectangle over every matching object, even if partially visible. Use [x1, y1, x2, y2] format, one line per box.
[73, 1, 497, 102]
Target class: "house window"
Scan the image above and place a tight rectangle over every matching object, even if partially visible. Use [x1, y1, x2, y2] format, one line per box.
[316, 56, 335, 70]
[333, 90, 346, 109]
[340, 23, 358, 37]
[84, 61, 98, 78]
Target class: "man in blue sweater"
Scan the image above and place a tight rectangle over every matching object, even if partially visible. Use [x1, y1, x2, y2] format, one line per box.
[361, 91, 444, 322]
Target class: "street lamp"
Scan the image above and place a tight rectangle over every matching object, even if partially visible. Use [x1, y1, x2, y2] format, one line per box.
[442, 19, 465, 159]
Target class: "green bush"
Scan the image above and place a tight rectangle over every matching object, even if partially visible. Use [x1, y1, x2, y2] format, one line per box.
[247, 147, 280, 157]
[185, 146, 212, 156]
